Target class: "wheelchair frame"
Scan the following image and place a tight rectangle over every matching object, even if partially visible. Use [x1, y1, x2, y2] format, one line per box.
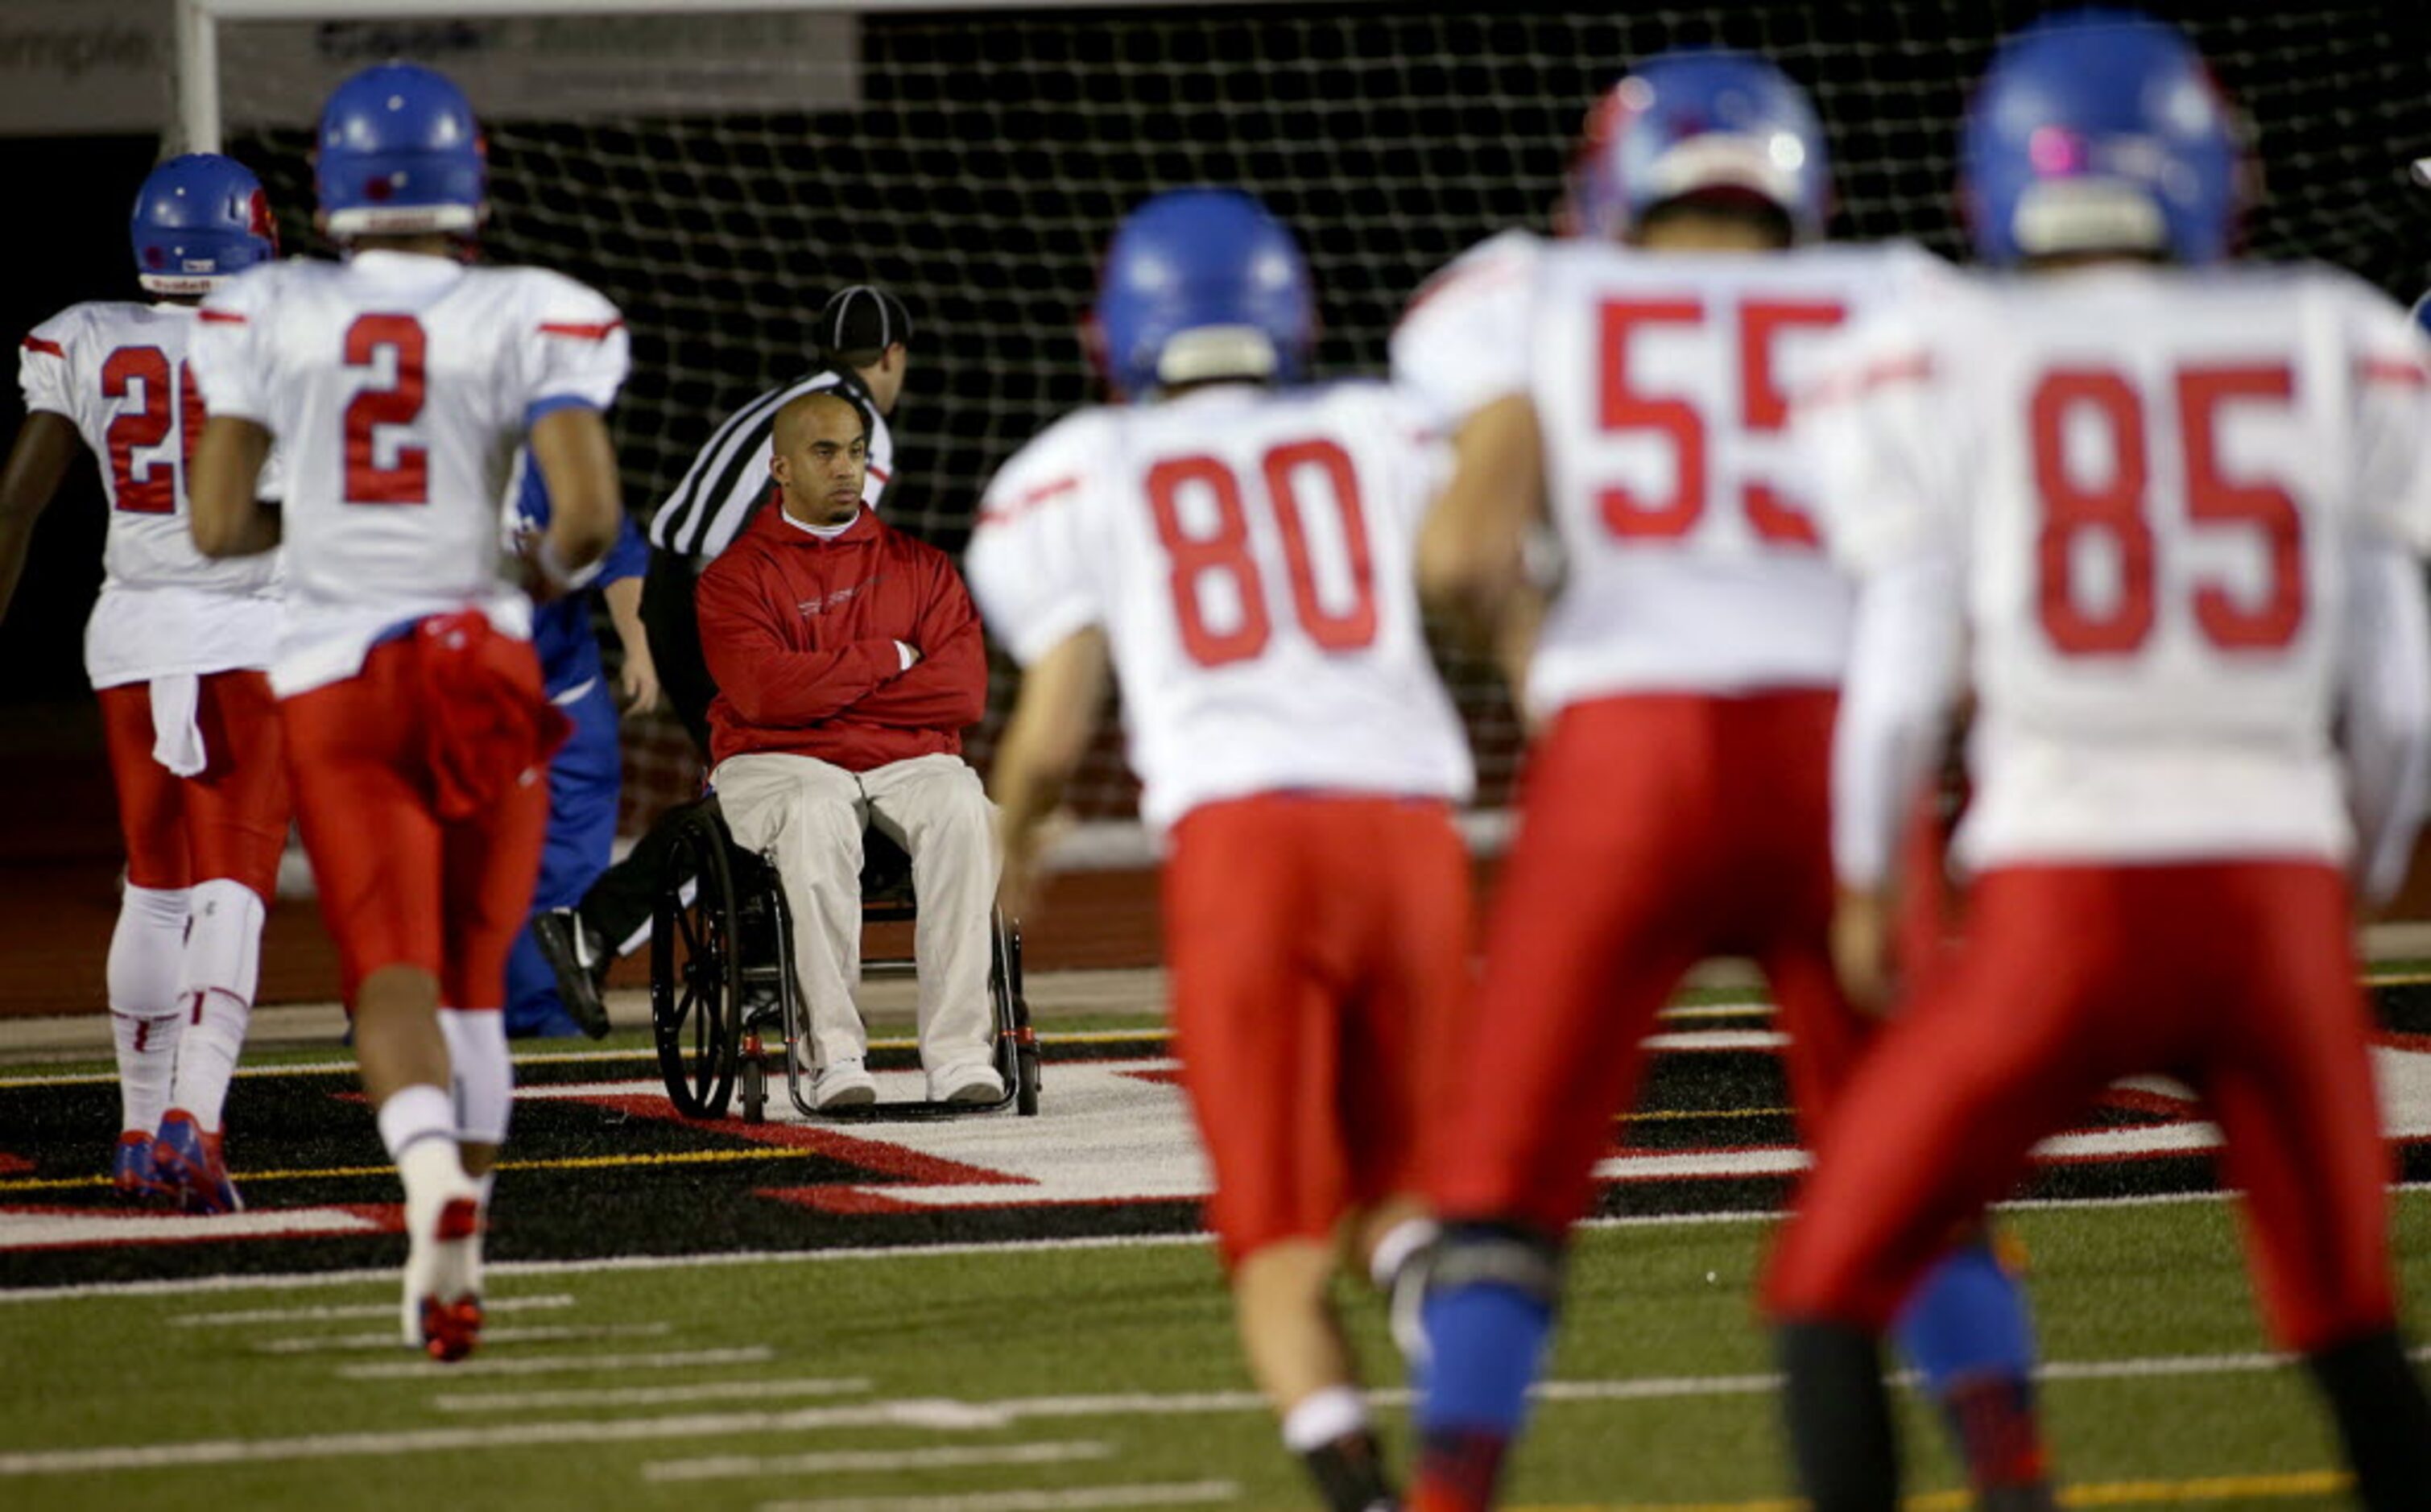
[647, 796, 1042, 1122]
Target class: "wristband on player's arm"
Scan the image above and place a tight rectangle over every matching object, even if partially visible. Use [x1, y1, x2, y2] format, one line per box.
[535, 535, 607, 594]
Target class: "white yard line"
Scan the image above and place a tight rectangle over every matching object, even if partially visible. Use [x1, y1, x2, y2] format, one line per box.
[337, 1345, 772, 1381]
[179, 1295, 574, 1327]
[11, 1177, 2431, 1307]
[5, 1345, 2423, 1477]
[254, 1322, 668, 1354]
[436, 1377, 870, 1413]
[758, 1485, 1239, 1512]
[646, 1440, 1112, 1481]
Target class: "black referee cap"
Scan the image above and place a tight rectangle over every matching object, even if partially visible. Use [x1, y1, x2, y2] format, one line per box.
[817, 284, 913, 357]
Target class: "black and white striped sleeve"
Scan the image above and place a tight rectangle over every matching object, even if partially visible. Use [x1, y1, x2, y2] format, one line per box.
[648, 368, 899, 561]
[647, 379, 796, 557]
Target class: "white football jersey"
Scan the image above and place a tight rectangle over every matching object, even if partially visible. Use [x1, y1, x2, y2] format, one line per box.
[19, 300, 279, 688]
[189, 250, 629, 696]
[967, 381, 1474, 833]
[1808, 262, 2431, 872]
[1392, 233, 1947, 715]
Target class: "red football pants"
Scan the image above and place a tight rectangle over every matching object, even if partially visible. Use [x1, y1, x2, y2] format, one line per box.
[97, 671, 288, 901]
[1766, 861, 2396, 1353]
[1423, 690, 1868, 1233]
[1163, 793, 1474, 1268]
[279, 631, 553, 1010]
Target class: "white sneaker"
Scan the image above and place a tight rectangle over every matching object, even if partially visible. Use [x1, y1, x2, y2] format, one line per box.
[930, 1061, 1004, 1104]
[809, 1056, 879, 1110]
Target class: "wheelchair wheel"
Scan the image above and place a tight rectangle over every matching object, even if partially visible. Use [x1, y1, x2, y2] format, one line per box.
[739, 1051, 767, 1126]
[651, 804, 742, 1120]
[993, 915, 1042, 1118]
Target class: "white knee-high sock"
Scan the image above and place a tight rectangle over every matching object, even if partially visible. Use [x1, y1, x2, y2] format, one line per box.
[376, 1084, 467, 1206]
[169, 879, 266, 1132]
[107, 884, 189, 1135]
[436, 1008, 514, 1147]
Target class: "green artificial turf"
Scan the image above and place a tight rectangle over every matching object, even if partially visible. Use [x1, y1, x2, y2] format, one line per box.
[3, 1194, 2421, 1511]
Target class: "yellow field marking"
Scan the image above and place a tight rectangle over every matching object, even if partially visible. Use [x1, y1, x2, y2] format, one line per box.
[1525, 1467, 2347, 1511]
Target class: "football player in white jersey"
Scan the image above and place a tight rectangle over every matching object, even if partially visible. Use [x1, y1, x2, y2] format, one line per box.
[1766, 14, 2431, 1509]
[187, 63, 626, 1361]
[0, 154, 283, 1214]
[972, 189, 1473, 1512]
[1391, 54, 2049, 1511]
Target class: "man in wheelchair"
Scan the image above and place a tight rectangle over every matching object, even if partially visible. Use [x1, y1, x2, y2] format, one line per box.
[693, 390, 1003, 1109]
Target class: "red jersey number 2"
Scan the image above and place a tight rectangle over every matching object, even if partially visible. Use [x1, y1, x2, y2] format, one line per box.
[1147, 438, 1380, 669]
[342, 314, 429, 505]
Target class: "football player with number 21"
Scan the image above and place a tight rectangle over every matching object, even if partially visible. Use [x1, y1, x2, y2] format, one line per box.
[186, 62, 627, 1361]
[0, 155, 285, 1216]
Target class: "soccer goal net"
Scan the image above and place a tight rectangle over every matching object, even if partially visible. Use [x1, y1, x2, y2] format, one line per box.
[176, 0, 2431, 854]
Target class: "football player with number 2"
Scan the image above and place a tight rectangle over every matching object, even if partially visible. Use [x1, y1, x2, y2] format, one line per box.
[1391, 51, 2049, 1511]
[1767, 13, 2431, 1507]
[0, 154, 285, 1216]
[973, 188, 1472, 1512]
[187, 63, 626, 1361]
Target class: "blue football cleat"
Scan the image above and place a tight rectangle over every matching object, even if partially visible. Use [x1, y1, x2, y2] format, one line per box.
[151, 1110, 242, 1215]
[112, 1130, 167, 1201]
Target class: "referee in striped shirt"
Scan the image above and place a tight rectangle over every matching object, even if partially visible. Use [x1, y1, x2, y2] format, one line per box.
[535, 284, 915, 1017]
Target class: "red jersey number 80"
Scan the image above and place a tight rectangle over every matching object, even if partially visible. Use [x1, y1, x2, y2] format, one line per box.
[342, 313, 430, 505]
[1147, 439, 1380, 669]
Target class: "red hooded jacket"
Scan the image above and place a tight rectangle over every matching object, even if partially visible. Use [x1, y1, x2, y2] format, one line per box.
[696, 503, 988, 772]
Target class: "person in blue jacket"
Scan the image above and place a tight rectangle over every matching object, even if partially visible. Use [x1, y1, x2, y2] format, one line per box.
[506, 454, 658, 1038]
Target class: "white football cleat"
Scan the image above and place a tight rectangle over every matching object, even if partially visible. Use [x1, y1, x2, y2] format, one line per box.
[401, 1182, 486, 1362]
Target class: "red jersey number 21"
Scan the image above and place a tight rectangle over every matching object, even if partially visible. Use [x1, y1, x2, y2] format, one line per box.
[342, 314, 429, 505]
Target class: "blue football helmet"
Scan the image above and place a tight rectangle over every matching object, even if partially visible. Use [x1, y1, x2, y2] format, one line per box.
[1090, 188, 1314, 399]
[1962, 10, 2247, 266]
[130, 154, 276, 296]
[1565, 51, 1830, 242]
[315, 62, 486, 238]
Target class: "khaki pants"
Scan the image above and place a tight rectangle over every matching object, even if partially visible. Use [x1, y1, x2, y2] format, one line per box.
[712, 751, 998, 1092]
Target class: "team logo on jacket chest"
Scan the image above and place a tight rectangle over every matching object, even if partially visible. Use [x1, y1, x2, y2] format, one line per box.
[798, 576, 883, 618]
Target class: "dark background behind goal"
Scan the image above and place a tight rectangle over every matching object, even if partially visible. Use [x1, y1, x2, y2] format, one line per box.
[6, 1, 2429, 828]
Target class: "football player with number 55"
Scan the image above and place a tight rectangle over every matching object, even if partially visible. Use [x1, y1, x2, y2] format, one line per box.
[185, 62, 627, 1362]
[1391, 50, 2050, 1511]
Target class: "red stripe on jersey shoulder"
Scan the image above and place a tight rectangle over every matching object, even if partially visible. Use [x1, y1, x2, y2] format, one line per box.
[1804, 352, 1935, 408]
[2360, 357, 2430, 388]
[980, 473, 1081, 527]
[19, 336, 64, 357]
[197, 309, 247, 324]
[868, 464, 893, 484]
[537, 319, 625, 341]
